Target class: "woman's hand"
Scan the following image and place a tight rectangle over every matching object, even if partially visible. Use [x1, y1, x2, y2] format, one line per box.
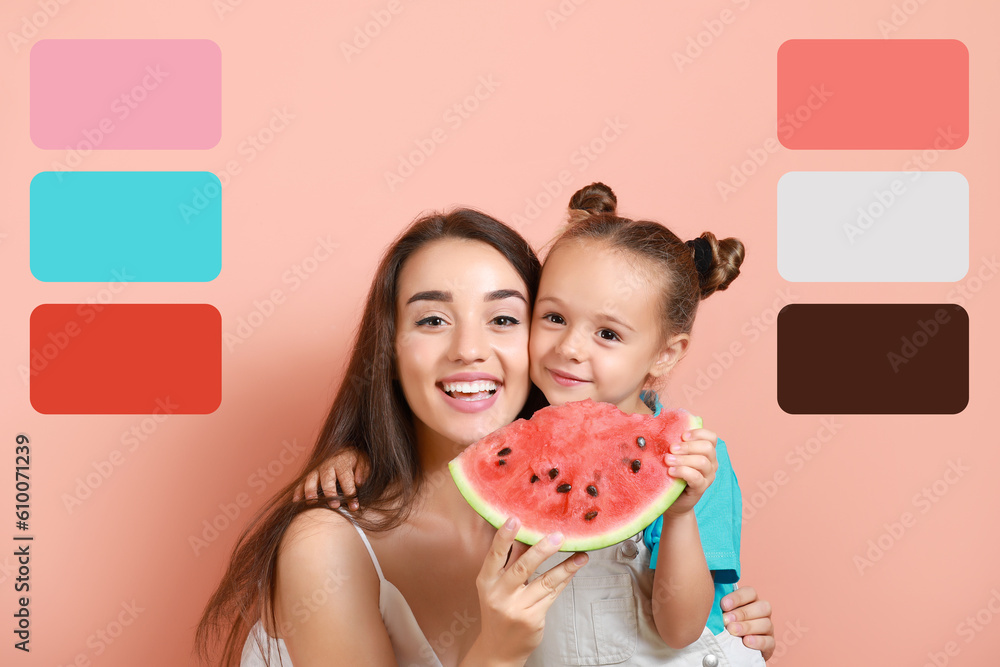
[292, 448, 370, 510]
[663, 427, 719, 517]
[470, 517, 588, 665]
[721, 585, 775, 661]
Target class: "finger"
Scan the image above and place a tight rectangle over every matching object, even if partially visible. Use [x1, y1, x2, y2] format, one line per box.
[525, 552, 588, 607]
[481, 518, 520, 580]
[670, 439, 716, 458]
[318, 464, 338, 496]
[316, 465, 341, 509]
[744, 633, 775, 660]
[682, 428, 718, 446]
[355, 454, 370, 486]
[726, 616, 773, 638]
[335, 464, 359, 510]
[666, 465, 712, 492]
[303, 470, 321, 501]
[720, 585, 757, 612]
[508, 540, 530, 565]
[666, 453, 714, 476]
[722, 598, 772, 625]
[499, 532, 566, 592]
[320, 467, 340, 509]
[668, 444, 717, 473]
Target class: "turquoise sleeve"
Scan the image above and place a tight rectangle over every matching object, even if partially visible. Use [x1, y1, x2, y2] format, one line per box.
[643, 438, 742, 581]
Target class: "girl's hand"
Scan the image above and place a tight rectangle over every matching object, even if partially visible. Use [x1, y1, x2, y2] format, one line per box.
[663, 428, 718, 517]
[721, 585, 775, 661]
[291, 448, 370, 510]
[475, 517, 589, 664]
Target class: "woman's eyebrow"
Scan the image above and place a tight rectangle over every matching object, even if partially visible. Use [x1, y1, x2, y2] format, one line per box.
[406, 289, 526, 305]
[486, 289, 526, 303]
[406, 290, 451, 304]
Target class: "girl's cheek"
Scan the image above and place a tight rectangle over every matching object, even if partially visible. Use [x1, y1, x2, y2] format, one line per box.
[528, 327, 554, 358]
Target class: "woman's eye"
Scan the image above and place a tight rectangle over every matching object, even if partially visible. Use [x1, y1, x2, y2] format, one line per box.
[598, 329, 621, 342]
[543, 313, 565, 325]
[493, 315, 521, 327]
[416, 316, 445, 327]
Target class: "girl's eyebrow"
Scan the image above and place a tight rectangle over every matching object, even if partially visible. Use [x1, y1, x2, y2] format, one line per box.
[597, 312, 635, 333]
[405, 289, 526, 305]
[537, 295, 635, 332]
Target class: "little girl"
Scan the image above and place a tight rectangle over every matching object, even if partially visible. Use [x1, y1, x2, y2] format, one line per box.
[519, 182, 763, 666]
[298, 183, 766, 665]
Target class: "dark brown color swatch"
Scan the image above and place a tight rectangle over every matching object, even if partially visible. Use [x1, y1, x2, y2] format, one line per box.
[777, 304, 968, 414]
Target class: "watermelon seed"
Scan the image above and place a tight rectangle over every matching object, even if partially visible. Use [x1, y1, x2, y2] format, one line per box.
[530, 474, 539, 483]
[497, 447, 512, 457]
[586, 485, 598, 497]
[548, 468, 559, 480]
[556, 483, 572, 493]
[631, 459, 641, 473]
[637, 436, 646, 448]
[498, 459, 507, 466]
[584, 511, 598, 521]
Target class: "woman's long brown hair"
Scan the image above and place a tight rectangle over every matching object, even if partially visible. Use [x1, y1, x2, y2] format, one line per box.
[195, 208, 542, 666]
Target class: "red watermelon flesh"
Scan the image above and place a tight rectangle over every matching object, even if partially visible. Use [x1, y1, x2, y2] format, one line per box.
[448, 399, 700, 551]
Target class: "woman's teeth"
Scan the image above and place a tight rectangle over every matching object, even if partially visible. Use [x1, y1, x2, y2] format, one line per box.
[442, 380, 498, 400]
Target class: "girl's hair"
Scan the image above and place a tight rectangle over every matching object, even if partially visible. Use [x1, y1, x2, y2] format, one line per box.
[195, 208, 541, 666]
[553, 181, 745, 341]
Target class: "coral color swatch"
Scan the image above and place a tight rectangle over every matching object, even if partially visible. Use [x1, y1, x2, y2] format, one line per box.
[777, 39, 968, 149]
[29, 304, 221, 414]
[29, 39, 222, 149]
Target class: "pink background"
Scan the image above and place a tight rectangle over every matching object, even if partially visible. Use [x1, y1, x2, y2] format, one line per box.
[2, 1, 998, 665]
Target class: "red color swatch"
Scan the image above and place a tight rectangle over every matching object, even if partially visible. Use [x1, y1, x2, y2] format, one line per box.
[777, 39, 968, 149]
[30, 304, 221, 414]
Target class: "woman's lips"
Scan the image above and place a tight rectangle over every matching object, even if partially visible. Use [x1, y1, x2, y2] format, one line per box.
[438, 383, 502, 413]
[547, 368, 590, 387]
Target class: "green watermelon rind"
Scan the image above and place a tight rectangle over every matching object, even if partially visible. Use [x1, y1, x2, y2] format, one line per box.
[448, 413, 703, 552]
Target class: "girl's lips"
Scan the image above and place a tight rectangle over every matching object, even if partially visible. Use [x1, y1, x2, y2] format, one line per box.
[548, 368, 590, 387]
[438, 384, 502, 413]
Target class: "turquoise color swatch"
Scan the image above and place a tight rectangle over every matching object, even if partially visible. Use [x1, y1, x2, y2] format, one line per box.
[30, 171, 222, 282]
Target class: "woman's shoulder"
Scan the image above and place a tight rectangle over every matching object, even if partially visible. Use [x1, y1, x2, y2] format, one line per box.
[277, 508, 382, 599]
[284, 505, 360, 538]
[282, 507, 371, 556]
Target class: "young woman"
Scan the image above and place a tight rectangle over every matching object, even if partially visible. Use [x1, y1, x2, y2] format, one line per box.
[198, 209, 587, 667]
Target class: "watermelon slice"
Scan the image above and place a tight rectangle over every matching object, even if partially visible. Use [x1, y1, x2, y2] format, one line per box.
[448, 399, 701, 551]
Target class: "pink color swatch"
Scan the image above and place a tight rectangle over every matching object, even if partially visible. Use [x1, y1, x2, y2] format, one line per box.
[30, 39, 221, 150]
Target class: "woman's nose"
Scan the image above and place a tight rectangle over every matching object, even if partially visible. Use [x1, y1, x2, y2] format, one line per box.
[450, 322, 488, 363]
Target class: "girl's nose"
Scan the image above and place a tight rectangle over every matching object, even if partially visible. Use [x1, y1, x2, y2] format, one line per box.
[556, 329, 585, 362]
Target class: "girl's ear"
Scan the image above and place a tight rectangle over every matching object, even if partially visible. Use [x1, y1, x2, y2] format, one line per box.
[648, 333, 690, 379]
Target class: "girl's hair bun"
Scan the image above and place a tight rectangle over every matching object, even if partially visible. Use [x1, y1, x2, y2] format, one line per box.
[568, 182, 617, 221]
[688, 232, 745, 299]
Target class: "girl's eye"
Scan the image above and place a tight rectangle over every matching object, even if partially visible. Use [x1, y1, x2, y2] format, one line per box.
[598, 329, 621, 342]
[416, 316, 446, 327]
[543, 313, 566, 325]
[492, 315, 521, 327]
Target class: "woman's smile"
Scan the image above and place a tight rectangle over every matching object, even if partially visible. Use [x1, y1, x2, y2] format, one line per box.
[438, 372, 502, 412]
